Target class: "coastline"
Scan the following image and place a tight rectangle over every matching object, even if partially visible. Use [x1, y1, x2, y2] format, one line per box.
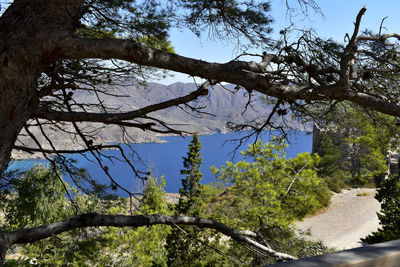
[10, 130, 313, 193]
[11, 129, 230, 161]
[11, 128, 309, 161]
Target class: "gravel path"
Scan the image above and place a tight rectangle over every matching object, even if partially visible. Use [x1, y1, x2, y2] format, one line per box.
[296, 188, 381, 250]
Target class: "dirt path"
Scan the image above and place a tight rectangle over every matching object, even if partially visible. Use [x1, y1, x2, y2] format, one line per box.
[296, 188, 381, 250]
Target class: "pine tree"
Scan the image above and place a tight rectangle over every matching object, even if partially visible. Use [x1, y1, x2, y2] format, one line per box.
[166, 133, 211, 266]
[177, 133, 204, 217]
[362, 175, 400, 244]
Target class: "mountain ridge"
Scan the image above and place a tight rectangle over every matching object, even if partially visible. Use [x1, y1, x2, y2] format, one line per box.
[12, 81, 270, 159]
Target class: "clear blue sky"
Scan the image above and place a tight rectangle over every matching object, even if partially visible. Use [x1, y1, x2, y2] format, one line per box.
[159, 0, 400, 85]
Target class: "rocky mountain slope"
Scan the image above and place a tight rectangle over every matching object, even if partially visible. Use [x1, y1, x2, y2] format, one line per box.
[13, 81, 271, 159]
[110, 81, 270, 134]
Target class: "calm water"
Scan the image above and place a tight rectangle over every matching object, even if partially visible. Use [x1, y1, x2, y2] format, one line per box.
[8, 131, 312, 195]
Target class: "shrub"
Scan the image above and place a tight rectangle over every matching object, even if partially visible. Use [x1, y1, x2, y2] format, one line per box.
[362, 175, 400, 244]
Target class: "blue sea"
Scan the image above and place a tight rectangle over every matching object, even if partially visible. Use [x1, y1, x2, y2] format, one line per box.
[8, 131, 312, 195]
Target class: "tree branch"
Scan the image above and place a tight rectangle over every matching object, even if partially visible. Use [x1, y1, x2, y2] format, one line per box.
[13, 144, 121, 154]
[339, 6, 366, 85]
[8, 214, 297, 261]
[34, 85, 209, 123]
[51, 24, 400, 118]
[357, 33, 400, 43]
[347, 6, 367, 51]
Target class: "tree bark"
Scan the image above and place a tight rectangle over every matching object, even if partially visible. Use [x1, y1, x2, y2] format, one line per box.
[55, 37, 400, 117]
[0, 0, 83, 174]
[0, 230, 10, 267]
[2, 213, 296, 264]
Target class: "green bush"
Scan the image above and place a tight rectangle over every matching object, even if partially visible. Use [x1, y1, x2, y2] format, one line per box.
[316, 109, 391, 190]
[324, 170, 351, 193]
[362, 175, 400, 244]
[211, 140, 331, 226]
[2, 166, 171, 266]
[210, 140, 332, 264]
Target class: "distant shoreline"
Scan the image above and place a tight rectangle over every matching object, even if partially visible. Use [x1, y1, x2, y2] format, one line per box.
[10, 131, 313, 194]
[11, 129, 309, 161]
[11, 130, 230, 161]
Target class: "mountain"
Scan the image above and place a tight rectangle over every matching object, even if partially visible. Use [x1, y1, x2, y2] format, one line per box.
[13, 81, 271, 159]
[109, 81, 271, 133]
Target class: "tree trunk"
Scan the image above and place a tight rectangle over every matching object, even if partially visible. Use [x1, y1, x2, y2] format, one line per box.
[0, 232, 10, 266]
[0, 0, 84, 174]
[0, 81, 36, 175]
[0, 1, 40, 174]
[311, 123, 321, 155]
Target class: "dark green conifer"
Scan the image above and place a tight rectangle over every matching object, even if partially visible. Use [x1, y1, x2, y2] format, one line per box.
[362, 175, 400, 244]
[166, 133, 209, 266]
[177, 133, 204, 217]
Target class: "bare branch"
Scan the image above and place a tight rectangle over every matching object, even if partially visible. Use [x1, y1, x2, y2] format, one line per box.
[347, 6, 367, 51]
[286, 159, 311, 194]
[13, 144, 122, 154]
[51, 30, 400, 118]
[35, 86, 209, 123]
[357, 33, 400, 42]
[378, 16, 388, 37]
[8, 214, 297, 261]
[339, 7, 367, 85]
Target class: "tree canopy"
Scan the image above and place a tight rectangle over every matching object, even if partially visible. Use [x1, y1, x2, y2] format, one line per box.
[362, 175, 400, 244]
[1, 0, 400, 265]
[2, 1, 400, 177]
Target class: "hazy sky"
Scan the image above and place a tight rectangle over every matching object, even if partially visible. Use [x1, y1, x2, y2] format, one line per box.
[159, 0, 400, 85]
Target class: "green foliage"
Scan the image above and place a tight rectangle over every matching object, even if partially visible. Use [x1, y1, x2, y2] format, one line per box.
[76, 25, 118, 39]
[79, 0, 274, 49]
[178, 0, 273, 42]
[210, 139, 331, 264]
[166, 133, 225, 266]
[362, 175, 400, 244]
[3, 139, 334, 265]
[2, 165, 99, 265]
[177, 133, 205, 217]
[323, 170, 351, 193]
[81, 0, 171, 41]
[1, 165, 71, 229]
[137, 35, 175, 53]
[3, 166, 171, 266]
[139, 176, 170, 214]
[76, 25, 175, 52]
[77, 177, 171, 267]
[211, 139, 331, 228]
[316, 109, 391, 189]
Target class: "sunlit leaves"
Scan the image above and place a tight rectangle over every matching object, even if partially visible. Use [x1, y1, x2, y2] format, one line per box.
[211, 140, 330, 229]
[317, 108, 391, 187]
